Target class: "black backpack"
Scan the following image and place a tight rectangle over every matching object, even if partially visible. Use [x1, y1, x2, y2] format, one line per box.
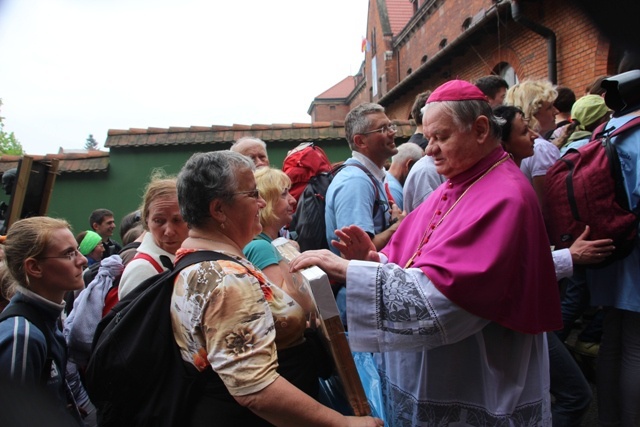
[84, 250, 233, 427]
[289, 163, 382, 252]
[544, 116, 640, 267]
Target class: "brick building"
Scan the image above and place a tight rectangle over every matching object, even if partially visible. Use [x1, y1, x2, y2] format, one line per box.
[309, 0, 622, 123]
[0, 0, 624, 236]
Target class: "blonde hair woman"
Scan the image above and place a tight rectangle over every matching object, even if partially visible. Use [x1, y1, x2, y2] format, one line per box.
[242, 167, 313, 313]
[505, 79, 560, 210]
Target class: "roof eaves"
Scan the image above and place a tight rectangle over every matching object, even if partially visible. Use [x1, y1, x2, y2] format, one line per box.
[393, 0, 443, 48]
[379, 2, 507, 106]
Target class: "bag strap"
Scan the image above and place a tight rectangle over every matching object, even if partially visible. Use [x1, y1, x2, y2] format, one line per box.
[593, 116, 640, 212]
[132, 252, 166, 273]
[173, 250, 237, 273]
[334, 162, 386, 226]
[591, 115, 640, 141]
[611, 115, 640, 138]
[118, 241, 140, 254]
[0, 302, 53, 384]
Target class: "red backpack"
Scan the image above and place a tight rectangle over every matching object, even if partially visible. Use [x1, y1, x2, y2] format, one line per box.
[543, 116, 640, 267]
[282, 142, 332, 205]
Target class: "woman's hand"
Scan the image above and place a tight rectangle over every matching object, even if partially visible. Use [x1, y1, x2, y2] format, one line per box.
[332, 225, 380, 262]
[570, 225, 615, 265]
[289, 249, 349, 283]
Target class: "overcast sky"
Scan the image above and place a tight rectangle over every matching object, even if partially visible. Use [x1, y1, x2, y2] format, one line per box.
[0, 0, 368, 155]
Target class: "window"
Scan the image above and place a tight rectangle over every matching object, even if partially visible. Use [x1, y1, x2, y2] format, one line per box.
[493, 62, 519, 87]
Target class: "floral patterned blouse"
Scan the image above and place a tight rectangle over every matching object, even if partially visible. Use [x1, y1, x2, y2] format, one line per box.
[170, 248, 307, 396]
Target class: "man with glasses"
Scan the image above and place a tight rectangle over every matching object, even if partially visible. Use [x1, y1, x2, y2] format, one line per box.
[324, 102, 404, 325]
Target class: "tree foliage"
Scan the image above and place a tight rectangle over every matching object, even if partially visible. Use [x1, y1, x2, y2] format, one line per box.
[0, 99, 24, 156]
[85, 134, 99, 150]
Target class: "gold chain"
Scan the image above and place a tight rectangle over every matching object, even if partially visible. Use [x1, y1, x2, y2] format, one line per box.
[404, 155, 509, 268]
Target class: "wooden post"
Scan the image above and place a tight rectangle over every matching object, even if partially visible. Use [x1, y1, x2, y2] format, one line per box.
[38, 158, 59, 215]
[272, 238, 372, 416]
[6, 156, 33, 230]
[4, 156, 59, 232]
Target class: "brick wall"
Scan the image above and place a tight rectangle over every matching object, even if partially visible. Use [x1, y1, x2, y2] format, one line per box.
[356, 0, 619, 122]
[312, 104, 351, 122]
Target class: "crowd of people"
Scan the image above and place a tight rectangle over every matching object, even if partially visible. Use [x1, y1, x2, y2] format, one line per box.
[0, 53, 639, 427]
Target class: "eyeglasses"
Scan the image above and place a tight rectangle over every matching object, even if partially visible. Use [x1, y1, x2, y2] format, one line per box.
[361, 123, 398, 135]
[233, 189, 261, 199]
[38, 248, 82, 261]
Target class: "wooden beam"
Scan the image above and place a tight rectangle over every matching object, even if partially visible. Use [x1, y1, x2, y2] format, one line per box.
[6, 156, 33, 230]
[39, 159, 59, 215]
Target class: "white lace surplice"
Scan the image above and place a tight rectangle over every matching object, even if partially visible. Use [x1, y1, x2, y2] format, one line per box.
[347, 258, 552, 427]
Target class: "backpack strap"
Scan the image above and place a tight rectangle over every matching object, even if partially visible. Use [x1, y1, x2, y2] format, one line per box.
[118, 241, 141, 254]
[0, 302, 53, 384]
[132, 252, 166, 274]
[173, 250, 237, 272]
[591, 115, 640, 141]
[610, 115, 640, 137]
[593, 116, 640, 212]
[336, 162, 387, 226]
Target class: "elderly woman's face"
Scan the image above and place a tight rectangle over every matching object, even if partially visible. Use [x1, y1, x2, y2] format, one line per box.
[226, 168, 266, 246]
[423, 104, 485, 179]
[147, 195, 188, 255]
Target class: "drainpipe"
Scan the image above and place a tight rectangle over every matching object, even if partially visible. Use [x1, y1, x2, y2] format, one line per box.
[510, 0, 557, 84]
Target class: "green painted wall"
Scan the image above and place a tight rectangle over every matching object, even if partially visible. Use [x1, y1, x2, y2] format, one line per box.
[44, 139, 355, 240]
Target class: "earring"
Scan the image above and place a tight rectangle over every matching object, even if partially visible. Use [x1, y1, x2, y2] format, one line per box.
[220, 222, 226, 230]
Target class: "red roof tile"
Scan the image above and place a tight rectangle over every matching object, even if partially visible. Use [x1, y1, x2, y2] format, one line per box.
[315, 76, 357, 99]
[386, 0, 414, 35]
[0, 151, 109, 174]
[104, 121, 416, 148]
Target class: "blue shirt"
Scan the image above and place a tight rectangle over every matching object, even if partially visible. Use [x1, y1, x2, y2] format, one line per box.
[587, 113, 640, 312]
[325, 158, 391, 255]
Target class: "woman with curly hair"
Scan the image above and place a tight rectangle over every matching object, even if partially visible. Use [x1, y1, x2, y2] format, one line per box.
[505, 79, 560, 210]
[172, 151, 381, 427]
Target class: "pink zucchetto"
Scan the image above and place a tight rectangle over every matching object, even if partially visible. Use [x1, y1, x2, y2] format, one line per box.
[427, 79, 488, 103]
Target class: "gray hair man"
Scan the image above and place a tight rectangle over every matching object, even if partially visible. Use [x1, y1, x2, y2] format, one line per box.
[230, 136, 269, 168]
[325, 102, 405, 325]
[385, 142, 423, 210]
